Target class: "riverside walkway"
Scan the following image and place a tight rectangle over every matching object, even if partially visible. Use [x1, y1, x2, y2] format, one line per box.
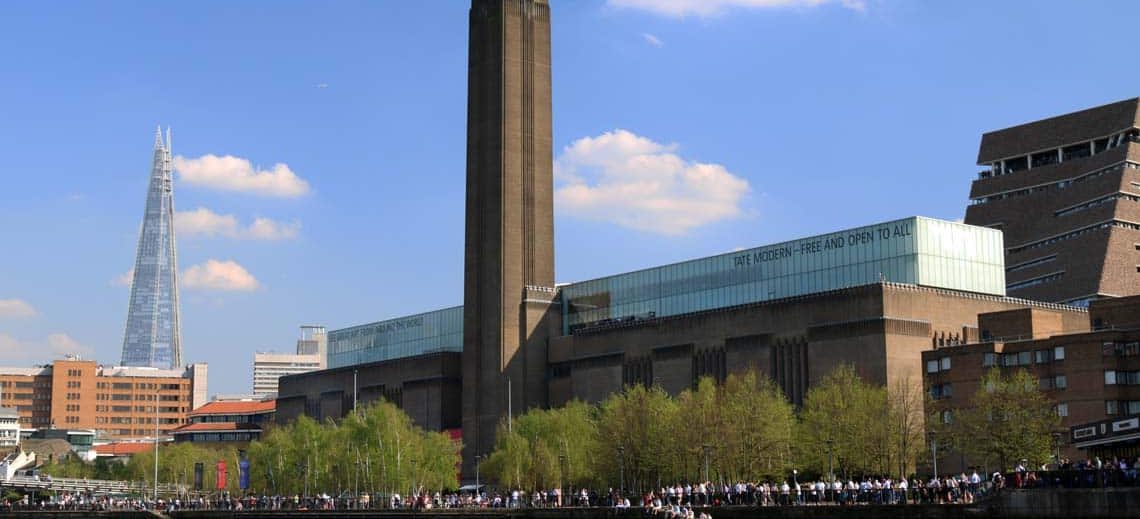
[0, 474, 184, 496]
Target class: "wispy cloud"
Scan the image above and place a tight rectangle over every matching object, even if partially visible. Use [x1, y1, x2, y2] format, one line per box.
[112, 268, 134, 287]
[174, 154, 311, 198]
[0, 299, 37, 319]
[176, 207, 300, 241]
[642, 33, 665, 47]
[182, 259, 260, 292]
[609, 0, 865, 18]
[0, 332, 94, 364]
[555, 129, 750, 236]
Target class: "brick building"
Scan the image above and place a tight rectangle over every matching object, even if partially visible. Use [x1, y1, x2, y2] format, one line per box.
[0, 358, 207, 439]
[965, 98, 1140, 306]
[923, 295, 1140, 470]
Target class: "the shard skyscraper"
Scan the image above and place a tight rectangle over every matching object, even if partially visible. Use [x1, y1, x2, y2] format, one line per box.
[120, 127, 183, 369]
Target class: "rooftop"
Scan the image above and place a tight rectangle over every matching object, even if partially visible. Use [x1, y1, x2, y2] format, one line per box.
[189, 399, 275, 416]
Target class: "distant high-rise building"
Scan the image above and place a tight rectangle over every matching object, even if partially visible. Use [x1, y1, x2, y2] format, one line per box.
[121, 127, 183, 369]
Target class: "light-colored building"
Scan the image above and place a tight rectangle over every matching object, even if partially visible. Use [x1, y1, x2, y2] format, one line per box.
[252, 328, 325, 398]
[296, 325, 327, 363]
[0, 408, 19, 448]
[0, 358, 207, 440]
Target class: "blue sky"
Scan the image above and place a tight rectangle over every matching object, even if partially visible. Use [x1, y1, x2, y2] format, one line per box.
[1, 0, 1138, 396]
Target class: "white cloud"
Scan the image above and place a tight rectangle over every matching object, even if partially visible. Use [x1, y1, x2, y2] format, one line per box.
[642, 33, 664, 47]
[0, 332, 94, 364]
[174, 154, 310, 198]
[0, 299, 37, 319]
[112, 268, 134, 287]
[609, 0, 865, 17]
[175, 207, 300, 241]
[46, 333, 94, 358]
[182, 259, 260, 292]
[554, 129, 750, 236]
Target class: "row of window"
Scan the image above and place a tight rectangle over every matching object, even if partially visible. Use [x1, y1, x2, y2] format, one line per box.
[1006, 254, 1056, 273]
[1008, 220, 1140, 255]
[939, 402, 1070, 424]
[926, 357, 951, 374]
[1105, 370, 1140, 385]
[1007, 270, 1064, 291]
[1039, 375, 1068, 390]
[980, 130, 1139, 178]
[1055, 191, 1140, 218]
[94, 381, 184, 390]
[64, 369, 83, 377]
[96, 393, 183, 401]
[1106, 400, 1140, 416]
[972, 162, 1140, 205]
[1102, 341, 1140, 357]
[982, 347, 1066, 367]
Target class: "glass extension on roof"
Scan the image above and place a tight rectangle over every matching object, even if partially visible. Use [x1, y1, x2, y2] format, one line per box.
[327, 306, 463, 369]
[560, 217, 1006, 334]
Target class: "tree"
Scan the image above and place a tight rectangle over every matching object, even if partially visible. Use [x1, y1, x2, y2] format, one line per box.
[798, 364, 888, 478]
[951, 368, 1059, 471]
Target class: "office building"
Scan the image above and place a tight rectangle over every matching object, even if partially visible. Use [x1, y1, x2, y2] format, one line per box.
[120, 127, 184, 369]
[252, 352, 322, 398]
[965, 99, 1140, 306]
[251, 326, 327, 398]
[0, 358, 206, 439]
[923, 294, 1140, 470]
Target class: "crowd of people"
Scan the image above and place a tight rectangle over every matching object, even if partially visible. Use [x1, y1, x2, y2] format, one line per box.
[6, 458, 1139, 512]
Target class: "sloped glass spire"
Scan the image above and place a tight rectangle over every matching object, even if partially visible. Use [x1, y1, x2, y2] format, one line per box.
[120, 126, 183, 369]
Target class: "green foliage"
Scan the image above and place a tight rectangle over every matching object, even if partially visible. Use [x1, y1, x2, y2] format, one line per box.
[949, 368, 1059, 471]
[482, 400, 599, 490]
[795, 365, 926, 479]
[247, 399, 460, 496]
[483, 370, 796, 492]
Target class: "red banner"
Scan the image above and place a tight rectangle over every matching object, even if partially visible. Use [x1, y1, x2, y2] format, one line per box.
[216, 460, 227, 490]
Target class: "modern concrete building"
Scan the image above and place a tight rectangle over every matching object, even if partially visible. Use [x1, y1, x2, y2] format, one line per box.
[462, 0, 557, 468]
[0, 358, 206, 439]
[965, 98, 1140, 306]
[923, 295, 1140, 470]
[121, 127, 184, 369]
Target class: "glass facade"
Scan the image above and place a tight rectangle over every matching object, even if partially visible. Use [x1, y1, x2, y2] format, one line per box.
[121, 127, 182, 369]
[330, 217, 1005, 366]
[327, 306, 463, 369]
[560, 217, 1005, 333]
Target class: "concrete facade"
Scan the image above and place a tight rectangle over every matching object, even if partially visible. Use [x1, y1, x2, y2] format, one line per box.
[462, 0, 557, 471]
[277, 351, 462, 433]
[966, 98, 1140, 306]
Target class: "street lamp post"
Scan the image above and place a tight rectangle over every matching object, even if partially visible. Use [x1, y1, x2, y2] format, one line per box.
[617, 445, 625, 495]
[825, 438, 834, 483]
[474, 455, 482, 505]
[792, 469, 799, 506]
[929, 434, 939, 479]
[559, 454, 568, 507]
[701, 444, 711, 483]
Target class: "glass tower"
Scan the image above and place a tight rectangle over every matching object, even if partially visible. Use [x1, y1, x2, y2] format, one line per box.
[120, 127, 183, 369]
